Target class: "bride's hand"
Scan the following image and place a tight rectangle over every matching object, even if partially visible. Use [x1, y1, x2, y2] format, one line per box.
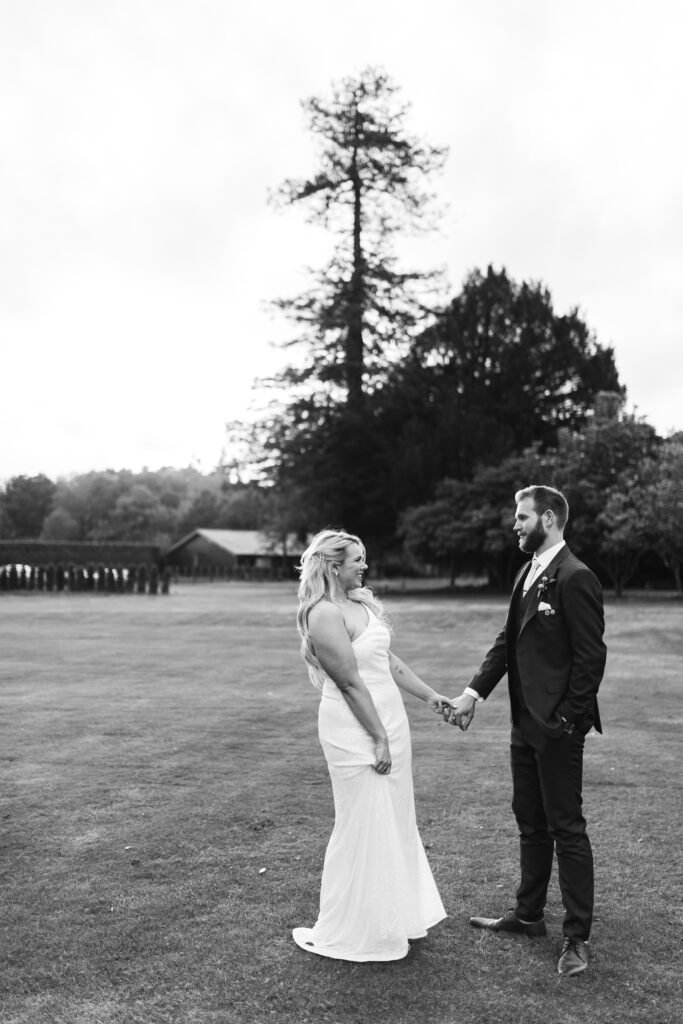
[373, 736, 391, 774]
[428, 693, 456, 715]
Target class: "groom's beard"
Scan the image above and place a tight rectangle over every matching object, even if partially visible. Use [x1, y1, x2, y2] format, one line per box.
[519, 519, 547, 553]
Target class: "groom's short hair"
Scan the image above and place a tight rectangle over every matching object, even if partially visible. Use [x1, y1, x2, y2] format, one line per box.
[515, 485, 569, 529]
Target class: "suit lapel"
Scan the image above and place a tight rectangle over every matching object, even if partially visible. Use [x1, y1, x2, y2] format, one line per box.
[506, 562, 531, 638]
[517, 545, 571, 636]
[509, 563, 529, 606]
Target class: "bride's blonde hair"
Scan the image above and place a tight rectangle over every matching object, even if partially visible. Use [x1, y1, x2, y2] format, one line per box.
[296, 528, 388, 689]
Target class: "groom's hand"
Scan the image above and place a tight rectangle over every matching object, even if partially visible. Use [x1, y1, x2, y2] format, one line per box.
[444, 693, 476, 731]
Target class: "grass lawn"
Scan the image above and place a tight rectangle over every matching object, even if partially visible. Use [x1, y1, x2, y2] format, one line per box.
[1, 583, 681, 1024]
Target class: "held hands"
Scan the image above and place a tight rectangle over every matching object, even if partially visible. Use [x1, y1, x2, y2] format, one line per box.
[430, 692, 477, 731]
[428, 693, 456, 717]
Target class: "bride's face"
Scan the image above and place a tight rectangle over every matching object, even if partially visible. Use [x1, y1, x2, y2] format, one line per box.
[336, 542, 367, 593]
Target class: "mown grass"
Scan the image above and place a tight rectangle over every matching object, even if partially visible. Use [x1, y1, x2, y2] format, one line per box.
[1, 584, 681, 1024]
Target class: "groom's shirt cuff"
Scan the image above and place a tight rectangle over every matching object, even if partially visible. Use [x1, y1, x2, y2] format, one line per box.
[464, 686, 484, 702]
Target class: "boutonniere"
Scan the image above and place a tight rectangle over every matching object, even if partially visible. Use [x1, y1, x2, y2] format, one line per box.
[536, 575, 556, 598]
[538, 601, 555, 616]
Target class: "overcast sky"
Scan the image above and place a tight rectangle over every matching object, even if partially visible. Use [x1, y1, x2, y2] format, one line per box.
[2, 0, 681, 482]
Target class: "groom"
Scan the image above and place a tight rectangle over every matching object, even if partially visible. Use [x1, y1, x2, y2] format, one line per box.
[446, 485, 606, 977]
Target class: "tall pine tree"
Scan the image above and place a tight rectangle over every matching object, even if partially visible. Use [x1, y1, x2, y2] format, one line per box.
[271, 67, 447, 408]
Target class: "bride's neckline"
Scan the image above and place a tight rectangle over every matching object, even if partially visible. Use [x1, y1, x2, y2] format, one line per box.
[349, 606, 371, 643]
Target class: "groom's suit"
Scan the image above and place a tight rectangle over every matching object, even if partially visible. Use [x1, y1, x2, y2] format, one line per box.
[469, 544, 605, 736]
[467, 544, 606, 941]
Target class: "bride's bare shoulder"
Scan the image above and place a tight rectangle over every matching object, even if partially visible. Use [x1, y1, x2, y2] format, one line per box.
[307, 600, 343, 631]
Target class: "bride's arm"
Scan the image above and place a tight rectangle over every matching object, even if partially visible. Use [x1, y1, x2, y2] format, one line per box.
[388, 651, 452, 711]
[308, 603, 391, 774]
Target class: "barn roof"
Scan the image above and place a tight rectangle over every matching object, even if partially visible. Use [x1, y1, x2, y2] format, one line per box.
[164, 529, 306, 558]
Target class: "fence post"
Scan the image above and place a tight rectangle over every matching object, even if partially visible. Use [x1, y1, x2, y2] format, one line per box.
[136, 564, 147, 595]
[148, 564, 159, 595]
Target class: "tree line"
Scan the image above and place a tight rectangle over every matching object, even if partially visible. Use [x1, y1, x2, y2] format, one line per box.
[3, 69, 681, 593]
[228, 68, 682, 592]
[0, 467, 267, 550]
[401, 394, 683, 595]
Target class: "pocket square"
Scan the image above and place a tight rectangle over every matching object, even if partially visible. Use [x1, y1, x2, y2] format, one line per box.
[538, 601, 555, 615]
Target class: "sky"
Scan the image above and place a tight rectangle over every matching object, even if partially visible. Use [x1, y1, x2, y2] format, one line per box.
[2, 0, 681, 483]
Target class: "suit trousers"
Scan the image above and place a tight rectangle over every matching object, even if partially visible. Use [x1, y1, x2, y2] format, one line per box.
[510, 708, 594, 940]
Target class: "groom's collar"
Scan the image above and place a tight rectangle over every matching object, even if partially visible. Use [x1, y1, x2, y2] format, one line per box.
[533, 540, 566, 574]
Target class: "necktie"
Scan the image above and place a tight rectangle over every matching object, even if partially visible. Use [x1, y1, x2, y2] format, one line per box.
[523, 555, 541, 594]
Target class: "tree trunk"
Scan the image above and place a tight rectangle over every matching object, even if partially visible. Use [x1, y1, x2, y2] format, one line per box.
[346, 116, 364, 409]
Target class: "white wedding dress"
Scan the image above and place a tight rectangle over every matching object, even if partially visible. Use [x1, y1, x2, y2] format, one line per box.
[292, 609, 446, 961]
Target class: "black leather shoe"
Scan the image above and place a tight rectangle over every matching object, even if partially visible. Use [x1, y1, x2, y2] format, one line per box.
[469, 909, 546, 937]
[558, 937, 588, 975]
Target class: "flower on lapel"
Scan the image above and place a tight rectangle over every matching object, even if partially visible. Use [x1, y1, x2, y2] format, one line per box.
[536, 575, 556, 597]
[538, 601, 555, 616]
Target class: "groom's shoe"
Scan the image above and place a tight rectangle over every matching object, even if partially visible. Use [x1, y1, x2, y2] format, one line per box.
[469, 909, 547, 937]
[557, 937, 589, 976]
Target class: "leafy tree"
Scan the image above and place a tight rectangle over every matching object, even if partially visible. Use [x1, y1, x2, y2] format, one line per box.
[271, 66, 447, 408]
[378, 266, 624, 490]
[43, 467, 229, 544]
[247, 68, 448, 544]
[50, 471, 132, 540]
[40, 508, 80, 541]
[639, 434, 683, 592]
[557, 392, 661, 590]
[400, 443, 560, 587]
[110, 484, 177, 545]
[597, 484, 650, 597]
[245, 261, 625, 548]
[399, 395, 663, 591]
[0, 474, 56, 538]
[399, 477, 480, 585]
[259, 484, 311, 559]
[174, 490, 226, 538]
[173, 483, 268, 538]
[220, 485, 268, 530]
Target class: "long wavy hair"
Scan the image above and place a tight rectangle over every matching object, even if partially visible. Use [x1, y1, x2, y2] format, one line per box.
[296, 528, 388, 689]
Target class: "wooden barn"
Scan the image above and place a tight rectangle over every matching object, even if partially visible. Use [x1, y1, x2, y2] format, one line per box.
[162, 529, 306, 580]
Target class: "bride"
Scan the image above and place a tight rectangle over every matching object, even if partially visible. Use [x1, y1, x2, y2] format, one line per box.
[292, 528, 453, 962]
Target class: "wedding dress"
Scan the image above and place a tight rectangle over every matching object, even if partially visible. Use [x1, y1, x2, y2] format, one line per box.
[292, 609, 446, 961]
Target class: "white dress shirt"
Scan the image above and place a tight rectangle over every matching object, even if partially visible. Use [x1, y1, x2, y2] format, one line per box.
[522, 540, 566, 594]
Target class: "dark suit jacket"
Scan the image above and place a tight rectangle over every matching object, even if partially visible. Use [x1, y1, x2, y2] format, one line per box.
[469, 545, 606, 737]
